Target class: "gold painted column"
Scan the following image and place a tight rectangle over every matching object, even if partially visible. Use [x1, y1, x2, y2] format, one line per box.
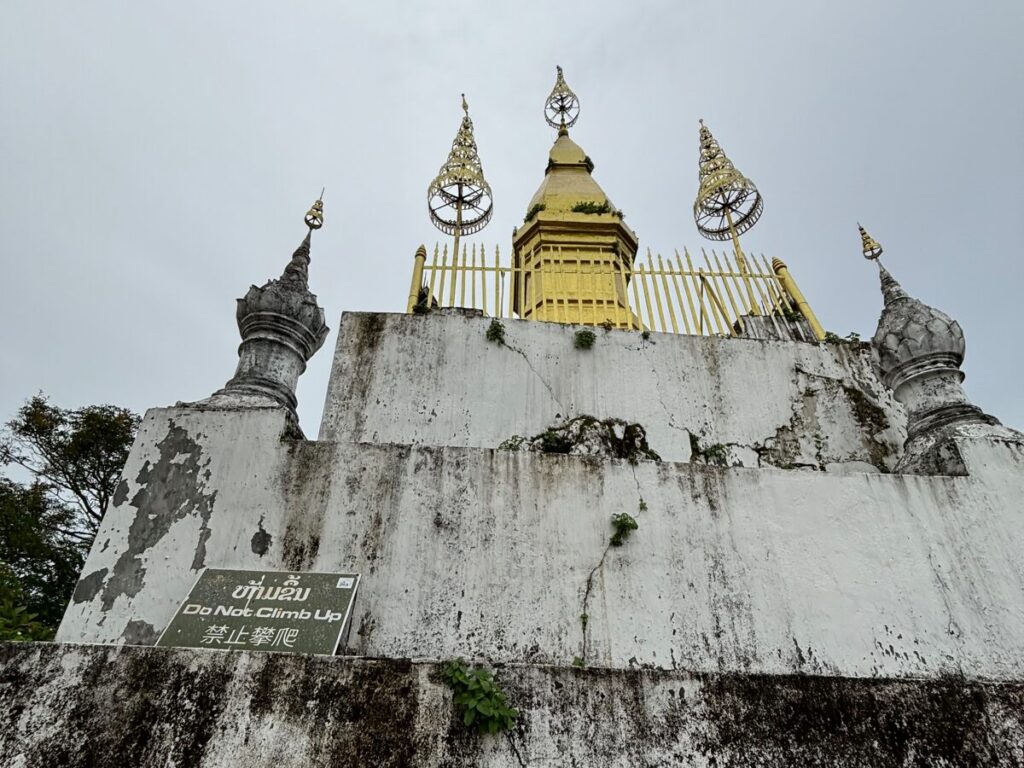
[406, 245, 427, 313]
[772, 258, 825, 340]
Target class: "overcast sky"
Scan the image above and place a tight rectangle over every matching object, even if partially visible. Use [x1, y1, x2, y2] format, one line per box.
[2, 1, 1022, 435]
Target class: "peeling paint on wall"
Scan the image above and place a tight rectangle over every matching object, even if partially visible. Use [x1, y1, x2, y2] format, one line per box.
[99, 422, 218, 611]
[250, 515, 272, 556]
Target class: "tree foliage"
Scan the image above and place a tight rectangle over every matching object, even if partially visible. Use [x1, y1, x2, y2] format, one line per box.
[0, 562, 55, 641]
[0, 394, 139, 637]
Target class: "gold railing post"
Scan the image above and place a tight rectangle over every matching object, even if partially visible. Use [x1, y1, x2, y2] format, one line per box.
[406, 244, 427, 313]
[772, 258, 825, 341]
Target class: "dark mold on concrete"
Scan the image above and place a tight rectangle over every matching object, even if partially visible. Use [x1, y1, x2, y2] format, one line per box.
[250, 515, 272, 557]
[278, 441, 336, 571]
[71, 568, 108, 604]
[2, 644, 1021, 767]
[343, 313, 388, 442]
[121, 619, 159, 646]
[99, 422, 218, 611]
[1, 644, 422, 768]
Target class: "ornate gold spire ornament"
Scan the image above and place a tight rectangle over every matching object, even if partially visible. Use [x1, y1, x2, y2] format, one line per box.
[282, 193, 325, 287]
[544, 65, 580, 131]
[304, 189, 324, 231]
[428, 95, 493, 261]
[694, 119, 763, 242]
[859, 223, 883, 261]
[694, 119, 763, 314]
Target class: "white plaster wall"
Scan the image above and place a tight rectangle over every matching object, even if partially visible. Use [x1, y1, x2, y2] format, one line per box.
[318, 312, 906, 470]
[56, 406, 292, 645]
[59, 398, 1024, 681]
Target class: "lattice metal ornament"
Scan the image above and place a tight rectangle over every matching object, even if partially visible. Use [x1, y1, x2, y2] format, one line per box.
[859, 223, 883, 260]
[544, 66, 580, 130]
[427, 95, 493, 236]
[693, 120, 763, 241]
[304, 195, 324, 230]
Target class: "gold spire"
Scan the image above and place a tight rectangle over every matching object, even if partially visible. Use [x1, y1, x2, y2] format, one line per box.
[427, 94, 493, 238]
[859, 223, 883, 260]
[693, 120, 763, 315]
[283, 194, 325, 287]
[544, 65, 580, 131]
[693, 119, 763, 242]
[304, 190, 324, 231]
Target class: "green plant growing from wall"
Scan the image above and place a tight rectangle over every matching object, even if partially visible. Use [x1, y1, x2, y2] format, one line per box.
[610, 512, 638, 546]
[486, 319, 506, 344]
[689, 433, 730, 467]
[524, 203, 546, 223]
[497, 435, 526, 451]
[574, 329, 596, 350]
[441, 659, 519, 734]
[822, 331, 863, 344]
[538, 430, 573, 454]
[413, 285, 433, 315]
[576, 494, 648, 665]
[571, 200, 612, 215]
[497, 416, 661, 462]
[780, 306, 801, 323]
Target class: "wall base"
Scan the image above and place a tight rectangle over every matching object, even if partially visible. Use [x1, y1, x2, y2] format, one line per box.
[2, 643, 1022, 767]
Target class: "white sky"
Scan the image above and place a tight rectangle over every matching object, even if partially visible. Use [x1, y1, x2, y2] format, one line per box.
[2, 1, 1022, 434]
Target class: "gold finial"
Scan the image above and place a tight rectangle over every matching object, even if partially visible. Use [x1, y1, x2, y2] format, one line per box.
[693, 120, 763, 242]
[428, 95, 493, 239]
[545, 65, 580, 130]
[304, 191, 324, 230]
[858, 223, 883, 260]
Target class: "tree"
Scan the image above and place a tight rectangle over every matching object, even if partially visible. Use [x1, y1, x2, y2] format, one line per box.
[0, 394, 140, 638]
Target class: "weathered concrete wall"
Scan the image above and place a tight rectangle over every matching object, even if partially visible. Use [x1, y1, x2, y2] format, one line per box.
[3, 643, 1022, 767]
[58, 398, 1024, 681]
[22, 309, 1024, 765]
[56, 405, 292, 646]
[319, 312, 906, 472]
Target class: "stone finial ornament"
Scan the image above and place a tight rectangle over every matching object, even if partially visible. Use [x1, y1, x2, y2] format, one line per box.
[867, 230, 1016, 474]
[203, 196, 330, 431]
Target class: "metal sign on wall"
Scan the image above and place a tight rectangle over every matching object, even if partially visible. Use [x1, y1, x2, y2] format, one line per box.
[156, 568, 360, 656]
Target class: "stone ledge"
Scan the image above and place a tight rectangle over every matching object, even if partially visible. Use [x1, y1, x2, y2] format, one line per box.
[2, 642, 1022, 767]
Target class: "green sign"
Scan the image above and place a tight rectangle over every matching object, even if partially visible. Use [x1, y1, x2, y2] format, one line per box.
[156, 568, 360, 656]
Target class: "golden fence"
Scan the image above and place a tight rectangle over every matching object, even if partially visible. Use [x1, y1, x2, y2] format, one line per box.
[406, 243, 824, 340]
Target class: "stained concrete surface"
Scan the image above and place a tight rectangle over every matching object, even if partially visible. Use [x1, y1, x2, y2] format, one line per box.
[2, 643, 1022, 768]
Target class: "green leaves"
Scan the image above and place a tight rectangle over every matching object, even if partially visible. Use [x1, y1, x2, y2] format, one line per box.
[442, 659, 519, 735]
[570, 200, 612, 215]
[1, 393, 139, 635]
[485, 319, 506, 345]
[574, 329, 596, 350]
[524, 203, 546, 223]
[0, 564, 55, 641]
[610, 512, 639, 546]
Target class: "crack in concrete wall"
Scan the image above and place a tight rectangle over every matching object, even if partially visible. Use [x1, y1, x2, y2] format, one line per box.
[319, 313, 906, 471]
